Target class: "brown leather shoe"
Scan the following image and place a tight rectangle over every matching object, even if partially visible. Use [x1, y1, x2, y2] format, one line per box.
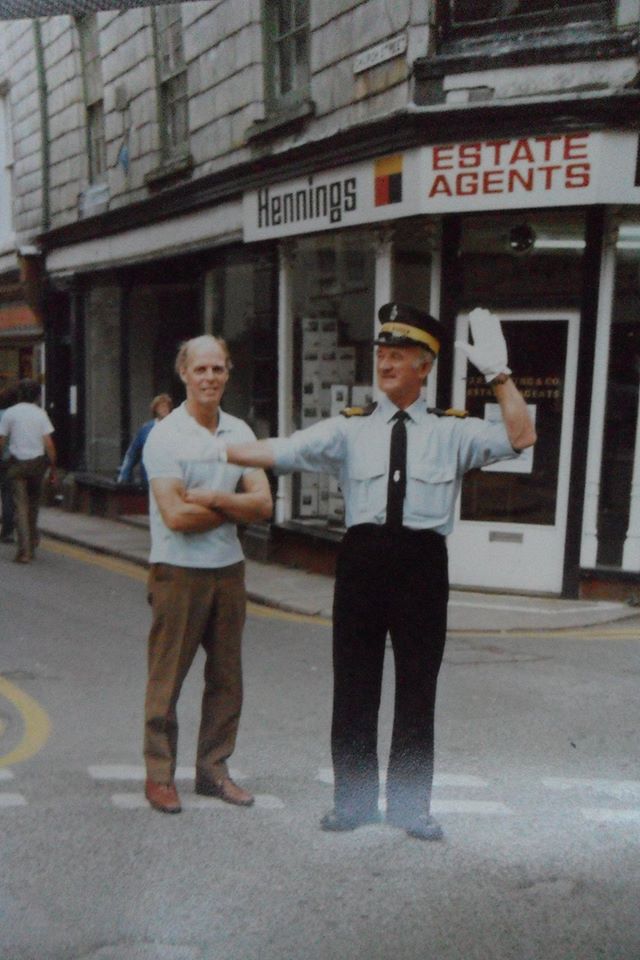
[195, 776, 254, 807]
[145, 779, 182, 814]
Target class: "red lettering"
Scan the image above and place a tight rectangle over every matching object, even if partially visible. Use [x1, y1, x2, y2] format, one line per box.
[508, 168, 534, 192]
[538, 164, 562, 189]
[486, 139, 510, 164]
[510, 139, 535, 164]
[566, 162, 590, 188]
[428, 174, 453, 197]
[483, 169, 504, 193]
[564, 134, 589, 160]
[534, 135, 562, 162]
[458, 143, 482, 168]
[456, 172, 478, 195]
[432, 146, 454, 170]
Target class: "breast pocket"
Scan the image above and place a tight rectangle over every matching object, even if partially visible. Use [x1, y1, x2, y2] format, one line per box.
[407, 464, 457, 522]
[347, 455, 387, 518]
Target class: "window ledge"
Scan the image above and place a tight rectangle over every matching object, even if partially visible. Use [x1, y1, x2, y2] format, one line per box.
[417, 28, 638, 81]
[144, 152, 194, 190]
[246, 99, 316, 143]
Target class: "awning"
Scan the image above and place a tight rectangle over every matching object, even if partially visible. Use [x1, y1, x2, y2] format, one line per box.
[0, 303, 42, 339]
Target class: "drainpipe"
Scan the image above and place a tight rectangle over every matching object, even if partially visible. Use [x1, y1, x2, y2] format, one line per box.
[33, 19, 50, 232]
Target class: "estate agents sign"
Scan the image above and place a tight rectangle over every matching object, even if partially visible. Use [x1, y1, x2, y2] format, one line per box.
[243, 131, 640, 240]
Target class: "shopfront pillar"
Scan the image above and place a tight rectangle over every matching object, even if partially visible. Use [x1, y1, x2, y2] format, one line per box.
[580, 214, 617, 568]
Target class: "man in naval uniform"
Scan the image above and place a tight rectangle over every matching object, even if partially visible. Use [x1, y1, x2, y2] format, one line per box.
[184, 304, 537, 840]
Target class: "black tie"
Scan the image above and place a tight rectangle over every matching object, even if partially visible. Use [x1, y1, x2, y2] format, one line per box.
[386, 411, 408, 529]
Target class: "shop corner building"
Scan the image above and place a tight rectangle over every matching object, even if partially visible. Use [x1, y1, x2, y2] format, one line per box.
[1, 0, 640, 599]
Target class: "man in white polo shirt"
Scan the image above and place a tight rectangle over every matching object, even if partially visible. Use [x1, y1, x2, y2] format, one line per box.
[142, 334, 272, 814]
[0, 378, 56, 564]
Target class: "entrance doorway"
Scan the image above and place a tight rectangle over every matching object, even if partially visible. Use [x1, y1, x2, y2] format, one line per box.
[447, 310, 579, 593]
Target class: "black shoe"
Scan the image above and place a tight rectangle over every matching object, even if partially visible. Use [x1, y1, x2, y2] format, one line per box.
[387, 811, 444, 841]
[320, 808, 382, 832]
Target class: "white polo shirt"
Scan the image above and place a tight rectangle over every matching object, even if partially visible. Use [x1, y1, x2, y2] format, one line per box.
[143, 402, 257, 568]
[0, 403, 54, 460]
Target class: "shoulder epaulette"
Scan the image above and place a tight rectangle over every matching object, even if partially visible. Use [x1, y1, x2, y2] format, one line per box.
[427, 406, 468, 418]
[340, 401, 377, 418]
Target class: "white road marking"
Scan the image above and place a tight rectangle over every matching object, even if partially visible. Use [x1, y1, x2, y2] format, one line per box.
[432, 800, 512, 815]
[435, 773, 488, 788]
[89, 764, 245, 782]
[542, 777, 640, 801]
[111, 792, 284, 811]
[316, 768, 487, 788]
[582, 808, 640, 823]
[0, 793, 26, 807]
[0, 769, 15, 781]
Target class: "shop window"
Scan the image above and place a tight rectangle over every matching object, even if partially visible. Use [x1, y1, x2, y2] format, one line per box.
[263, 0, 310, 115]
[596, 223, 640, 567]
[206, 249, 278, 440]
[153, 4, 189, 161]
[438, 0, 612, 45]
[77, 14, 106, 184]
[291, 234, 375, 528]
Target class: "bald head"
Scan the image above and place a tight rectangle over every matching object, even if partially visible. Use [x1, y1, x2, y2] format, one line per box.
[175, 335, 232, 377]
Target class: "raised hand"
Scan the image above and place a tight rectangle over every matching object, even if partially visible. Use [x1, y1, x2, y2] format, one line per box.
[454, 308, 511, 383]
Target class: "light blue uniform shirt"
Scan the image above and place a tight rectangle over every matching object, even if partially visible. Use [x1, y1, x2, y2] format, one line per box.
[271, 393, 519, 535]
[143, 402, 257, 568]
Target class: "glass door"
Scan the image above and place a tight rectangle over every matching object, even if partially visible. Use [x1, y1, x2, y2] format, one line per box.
[447, 310, 579, 593]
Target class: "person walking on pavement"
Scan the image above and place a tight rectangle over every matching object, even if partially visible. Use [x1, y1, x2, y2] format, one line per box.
[141, 335, 273, 814]
[117, 393, 173, 488]
[0, 378, 57, 564]
[0, 381, 19, 544]
[189, 304, 536, 840]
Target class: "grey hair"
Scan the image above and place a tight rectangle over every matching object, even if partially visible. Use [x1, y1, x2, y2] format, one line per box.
[411, 347, 436, 370]
[175, 335, 233, 376]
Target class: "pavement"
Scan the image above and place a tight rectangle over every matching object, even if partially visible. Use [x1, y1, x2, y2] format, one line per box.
[35, 505, 639, 633]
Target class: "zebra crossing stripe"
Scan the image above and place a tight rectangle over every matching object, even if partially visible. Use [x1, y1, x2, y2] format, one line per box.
[542, 777, 640, 800]
[89, 765, 245, 782]
[111, 792, 284, 810]
[582, 808, 640, 823]
[0, 793, 26, 807]
[432, 799, 512, 815]
[315, 768, 487, 788]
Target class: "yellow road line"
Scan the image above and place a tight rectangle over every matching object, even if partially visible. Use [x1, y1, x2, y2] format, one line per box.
[42, 537, 148, 582]
[40, 538, 639, 638]
[41, 538, 331, 626]
[0, 675, 51, 769]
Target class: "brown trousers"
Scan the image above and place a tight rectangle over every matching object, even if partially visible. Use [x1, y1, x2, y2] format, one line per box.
[8, 455, 48, 561]
[144, 561, 246, 785]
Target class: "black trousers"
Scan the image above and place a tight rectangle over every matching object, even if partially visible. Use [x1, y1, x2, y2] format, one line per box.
[331, 524, 449, 821]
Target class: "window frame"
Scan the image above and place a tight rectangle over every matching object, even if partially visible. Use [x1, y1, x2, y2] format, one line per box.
[436, 0, 615, 47]
[76, 13, 107, 185]
[152, 3, 190, 163]
[262, 0, 311, 116]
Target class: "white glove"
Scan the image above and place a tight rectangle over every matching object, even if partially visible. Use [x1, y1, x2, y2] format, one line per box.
[454, 308, 511, 383]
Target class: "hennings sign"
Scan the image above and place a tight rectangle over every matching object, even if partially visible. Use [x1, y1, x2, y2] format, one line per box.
[243, 131, 640, 241]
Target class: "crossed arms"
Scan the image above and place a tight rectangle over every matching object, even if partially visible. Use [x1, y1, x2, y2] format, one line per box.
[152, 468, 272, 533]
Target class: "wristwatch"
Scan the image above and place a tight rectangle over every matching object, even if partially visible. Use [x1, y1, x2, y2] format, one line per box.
[489, 372, 510, 386]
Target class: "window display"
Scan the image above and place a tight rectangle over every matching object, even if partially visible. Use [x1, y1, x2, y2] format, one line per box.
[291, 233, 376, 527]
